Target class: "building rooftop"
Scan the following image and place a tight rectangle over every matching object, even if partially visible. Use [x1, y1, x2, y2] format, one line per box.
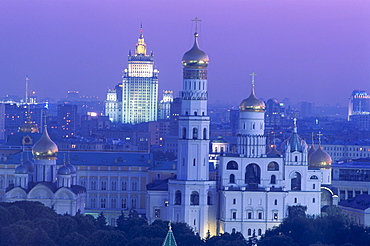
[339, 194, 370, 210]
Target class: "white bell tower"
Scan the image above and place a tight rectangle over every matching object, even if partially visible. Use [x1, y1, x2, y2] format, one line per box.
[168, 19, 217, 238]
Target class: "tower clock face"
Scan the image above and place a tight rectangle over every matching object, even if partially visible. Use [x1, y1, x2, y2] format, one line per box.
[22, 135, 33, 145]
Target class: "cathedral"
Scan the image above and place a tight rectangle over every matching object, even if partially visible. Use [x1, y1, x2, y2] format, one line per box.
[5, 126, 86, 215]
[147, 26, 336, 238]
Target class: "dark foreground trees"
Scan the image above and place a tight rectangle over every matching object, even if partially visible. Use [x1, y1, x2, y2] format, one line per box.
[260, 206, 370, 246]
[1, 202, 369, 246]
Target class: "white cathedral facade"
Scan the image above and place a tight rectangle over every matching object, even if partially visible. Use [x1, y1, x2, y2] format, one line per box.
[5, 126, 86, 215]
[147, 28, 334, 238]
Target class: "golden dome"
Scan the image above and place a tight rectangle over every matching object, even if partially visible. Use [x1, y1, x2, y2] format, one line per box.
[32, 126, 58, 160]
[182, 33, 209, 68]
[309, 146, 332, 169]
[240, 87, 265, 112]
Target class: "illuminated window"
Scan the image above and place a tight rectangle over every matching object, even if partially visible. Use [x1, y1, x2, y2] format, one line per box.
[155, 209, 161, 218]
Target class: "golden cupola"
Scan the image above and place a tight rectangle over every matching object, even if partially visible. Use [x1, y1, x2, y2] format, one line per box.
[309, 146, 332, 169]
[182, 32, 209, 68]
[32, 126, 58, 160]
[239, 75, 265, 112]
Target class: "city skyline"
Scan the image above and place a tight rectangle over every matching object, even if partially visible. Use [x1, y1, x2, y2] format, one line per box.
[1, 0, 369, 107]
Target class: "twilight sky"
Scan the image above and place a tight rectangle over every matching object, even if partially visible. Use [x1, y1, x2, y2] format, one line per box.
[0, 0, 369, 106]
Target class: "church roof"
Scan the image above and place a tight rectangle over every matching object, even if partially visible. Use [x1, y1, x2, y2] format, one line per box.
[6, 181, 86, 194]
[147, 179, 169, 191]
[162, 223, 177, 246]
[339, 194, 370, 211]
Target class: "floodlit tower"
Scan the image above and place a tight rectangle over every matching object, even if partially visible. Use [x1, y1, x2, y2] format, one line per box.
[122, 25, 159, 124]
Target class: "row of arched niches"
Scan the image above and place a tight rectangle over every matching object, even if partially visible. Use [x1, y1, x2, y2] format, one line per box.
[224, 160, 318, 191]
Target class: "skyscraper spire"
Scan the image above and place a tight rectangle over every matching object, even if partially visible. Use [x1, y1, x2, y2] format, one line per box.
[135, 24, 146, 55]
[25, 75, 29, 104]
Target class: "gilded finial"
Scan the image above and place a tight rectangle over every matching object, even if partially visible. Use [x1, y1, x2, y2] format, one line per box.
[293, 118, 297, 128]
[192, 17, 201, 36]
[250, 72, 257, 88]
[317, 132, 323, 146]
[311, 132, 315, 146]
[168, 221, 172, 230]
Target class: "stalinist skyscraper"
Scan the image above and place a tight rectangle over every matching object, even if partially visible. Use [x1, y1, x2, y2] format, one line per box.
[106, 26, 159, 124]
[122, 26, 159, 124]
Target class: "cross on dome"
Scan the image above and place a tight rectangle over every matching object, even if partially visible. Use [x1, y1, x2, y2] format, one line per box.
[250, 72, 257, 88]
[192, 17, 201, 34]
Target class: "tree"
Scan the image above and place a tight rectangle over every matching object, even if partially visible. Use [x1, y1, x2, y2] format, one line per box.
[87, 230, 128, 246]
[61, 232, 88, 246]
[287, 205, 307, 219]
[259, 235, 298, 246]
[97, 212, 107, 229]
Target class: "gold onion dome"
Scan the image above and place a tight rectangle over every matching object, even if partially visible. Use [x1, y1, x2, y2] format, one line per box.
[240, 86, 265, 112]
[182, 32, 209, 68]
[309, 146, 332, 169]
[32, 126, 58, 160]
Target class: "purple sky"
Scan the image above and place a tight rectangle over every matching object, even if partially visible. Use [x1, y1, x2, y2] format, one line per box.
[0, 0, 369, 106]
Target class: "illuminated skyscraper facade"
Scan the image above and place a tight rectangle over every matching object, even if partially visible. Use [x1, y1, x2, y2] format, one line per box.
[122, 27, 159, 124]
[348, 90, 370, 120]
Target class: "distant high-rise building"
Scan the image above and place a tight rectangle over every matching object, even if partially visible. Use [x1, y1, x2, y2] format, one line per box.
[121, 26, 159, 124]
[158, 90, 173, 120]
[265, 98, 285, 127]
[57, 103, 78, 138]
[348, 90, 370, 120]
[105, 83, 122, 122]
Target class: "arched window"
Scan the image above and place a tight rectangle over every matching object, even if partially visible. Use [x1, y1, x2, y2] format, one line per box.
[310, 175, 318, 180]
[258, 228, 262, 236]
[229, 174, 235, 183]
[207, 191, 212, 205]
[193, 158, 196, 166]
[248, 229, 252, 236]
[226, 161, 238, 170]
[203, 128, 207, 140]
[270, 175, 276, 184]
[245, 163, 261, 185]
[190, 191, 199, 205]
[194, 111, 197, 116]
[185, 111, 188, 116]
[175, 190, 182, 205]
[267, 162, 279, 171]
[193, 128, 198, 139]
[295, 156, 298, 162]
[182, 127, 186, 139]
[291, 172, 302, 191]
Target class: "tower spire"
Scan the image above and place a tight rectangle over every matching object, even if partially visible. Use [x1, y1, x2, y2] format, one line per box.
[250, 72, 257, 95]
[135, 24, 146, 55]
[25, 75, 29, 104]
